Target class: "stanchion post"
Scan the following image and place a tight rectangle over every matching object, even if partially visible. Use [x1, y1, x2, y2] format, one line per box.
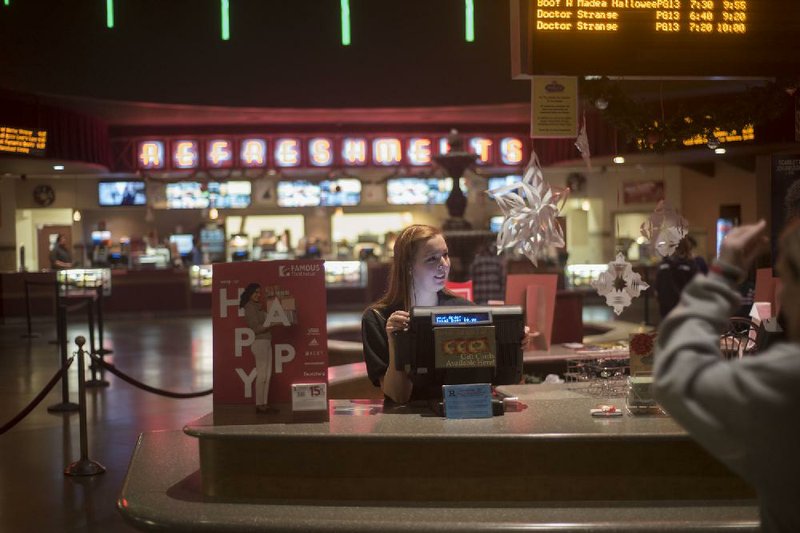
[21, 279, 40, 338]
[642, 267, 651, 326]
[48, 279, 60, 345]
[47, 303, 79, 413]
[65, 336, 106, 477]
[85, 295, 109, 388]
[94, 284, 112, 356]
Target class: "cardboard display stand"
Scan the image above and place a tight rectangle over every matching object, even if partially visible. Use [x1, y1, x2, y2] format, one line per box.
[211, 260, 328, 406]
[505, 274, 557, 350]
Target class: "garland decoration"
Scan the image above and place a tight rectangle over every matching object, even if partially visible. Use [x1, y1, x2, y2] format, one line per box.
[579, 77, 795, 152]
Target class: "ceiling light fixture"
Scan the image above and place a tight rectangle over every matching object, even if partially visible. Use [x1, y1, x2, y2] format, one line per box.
[106, 0, 114, 28]
[53, 165, 65, 171]
[220, 0, 230, 40]
[613, 156, 625, 164]
[465, 0, 475, 42]
[340, 0, 351, 46]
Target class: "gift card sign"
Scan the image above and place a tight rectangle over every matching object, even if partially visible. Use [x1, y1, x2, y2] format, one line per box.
[434, 326, 496, 370]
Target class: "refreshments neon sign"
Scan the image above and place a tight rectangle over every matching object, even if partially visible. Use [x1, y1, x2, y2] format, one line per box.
[135, 134, 527, 171]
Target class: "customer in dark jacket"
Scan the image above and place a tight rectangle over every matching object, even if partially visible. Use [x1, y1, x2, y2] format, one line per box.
[655, 237, 697, 319]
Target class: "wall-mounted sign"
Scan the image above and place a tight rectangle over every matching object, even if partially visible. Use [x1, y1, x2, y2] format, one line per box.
[172, 140, 199, 169]
[138, 140, 165, 169]
[511, 0, 800, 78]
[0, 126, 47, 156]
[622, 180, 664, 204]
[207, 139, 234, 169]
[133, 134, 527, 171]
[240, 138, 267, 168]
[275, 138, 301, 167]
[309, 137, 333, 167]
[531, 76, 578, 138]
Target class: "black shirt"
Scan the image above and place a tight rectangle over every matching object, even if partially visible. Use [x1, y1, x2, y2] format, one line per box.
[655, 256, 697, 319]
[361, 290, 473, 401]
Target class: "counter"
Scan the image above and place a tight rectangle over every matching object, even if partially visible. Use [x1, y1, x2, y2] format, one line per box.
[1, 261, 387, 320]
[117, 384, 758, 532]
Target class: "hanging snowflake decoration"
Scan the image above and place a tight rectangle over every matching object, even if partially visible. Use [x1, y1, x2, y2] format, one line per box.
[591, 253, 650, 315]
[487, 152, 568, 266]
[574, 113, 592, 170]
[640, 200, 688, 257]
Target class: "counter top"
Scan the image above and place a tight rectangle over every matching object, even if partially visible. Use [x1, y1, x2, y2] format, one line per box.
[186, 384, 683, 441]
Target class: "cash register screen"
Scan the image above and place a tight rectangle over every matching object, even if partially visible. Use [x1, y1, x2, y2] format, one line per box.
[395, 305, 524, 398]
[432, 311, 492, 325]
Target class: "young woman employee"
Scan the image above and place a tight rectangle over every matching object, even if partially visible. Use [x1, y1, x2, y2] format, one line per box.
[361, 224, 472, 404]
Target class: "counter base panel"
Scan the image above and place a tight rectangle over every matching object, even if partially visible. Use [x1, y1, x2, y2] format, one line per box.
[119, 429, 760, 532]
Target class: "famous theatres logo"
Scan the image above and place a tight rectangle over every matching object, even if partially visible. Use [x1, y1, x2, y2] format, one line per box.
[279, 263, 322, 277]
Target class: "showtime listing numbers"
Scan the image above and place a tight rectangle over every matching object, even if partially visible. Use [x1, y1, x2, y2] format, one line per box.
[534, 0, 747, 34]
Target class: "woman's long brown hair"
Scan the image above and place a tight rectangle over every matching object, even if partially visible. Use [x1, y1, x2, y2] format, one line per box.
[371, 224, 443, 312]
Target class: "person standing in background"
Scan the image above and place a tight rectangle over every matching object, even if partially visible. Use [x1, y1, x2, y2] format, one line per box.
[49, 234, 72, 270]
[470, 242, 506, 304]
[686, 235, 709, 275]
[655, 237, 698, 319]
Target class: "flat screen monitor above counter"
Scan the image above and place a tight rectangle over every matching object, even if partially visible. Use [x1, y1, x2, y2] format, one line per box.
[98, 181, 146, 206]
[277, 178, 362, 207]
[320, 178, 361, 206]
[386, 177, 468, 205]
[165, 181, 251, 209]
[277, 181, 321, 207]
[487, 175, 522, 191]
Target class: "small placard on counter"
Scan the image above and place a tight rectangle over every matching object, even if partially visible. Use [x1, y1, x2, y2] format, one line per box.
[442, 383, 493, 419]
[291, 383, 327, 412]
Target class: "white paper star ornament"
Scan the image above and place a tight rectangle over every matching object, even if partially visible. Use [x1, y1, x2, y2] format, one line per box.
[488, 152, 567, 266]
[640, 201, 688, 258]
[591, 253, 650, 315]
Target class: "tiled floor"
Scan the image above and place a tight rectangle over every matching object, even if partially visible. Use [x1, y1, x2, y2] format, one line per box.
[0, 304, 636, 533]
[0, 310, 363, 533]
[0, 314, 218, 532]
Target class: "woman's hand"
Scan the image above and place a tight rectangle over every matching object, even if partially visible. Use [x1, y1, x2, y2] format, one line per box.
[719, 220, 769, 278]
[521, 325, 540, 350]
[386, 310, 410, 335]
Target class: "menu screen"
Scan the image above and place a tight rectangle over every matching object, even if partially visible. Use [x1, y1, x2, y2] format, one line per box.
[513, 0, 800, 77]
[386, 178, 468, 205]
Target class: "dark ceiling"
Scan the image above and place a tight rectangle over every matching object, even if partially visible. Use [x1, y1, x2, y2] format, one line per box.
[0, 0, 529, 109]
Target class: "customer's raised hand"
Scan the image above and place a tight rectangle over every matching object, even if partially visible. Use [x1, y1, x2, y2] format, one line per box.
[719, 220, 769, 275]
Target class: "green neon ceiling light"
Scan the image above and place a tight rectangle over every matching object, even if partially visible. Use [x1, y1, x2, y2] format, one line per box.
[106, 0, 114, 28]
[465, 0, 474, 42]
[340, 0, 351, 46]
[221, 0, 230, 40]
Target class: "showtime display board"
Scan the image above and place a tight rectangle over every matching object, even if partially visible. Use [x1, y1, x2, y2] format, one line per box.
[511, 0, 800, 77]
[211, 260, 327, 406]
[0, 126, 47, 156]
[134, 134, 527, 171]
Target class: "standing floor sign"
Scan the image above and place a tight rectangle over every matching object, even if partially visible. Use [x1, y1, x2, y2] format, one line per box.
[212, 260, 328, 406]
